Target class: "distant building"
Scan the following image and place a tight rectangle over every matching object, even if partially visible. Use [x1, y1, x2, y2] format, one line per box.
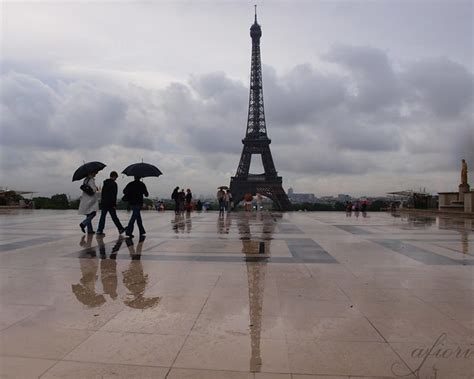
[287, 188, 317, 204]
[387, 190, 438, 209]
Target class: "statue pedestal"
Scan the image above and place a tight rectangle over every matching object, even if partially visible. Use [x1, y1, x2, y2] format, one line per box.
[459, 183, 470, 202]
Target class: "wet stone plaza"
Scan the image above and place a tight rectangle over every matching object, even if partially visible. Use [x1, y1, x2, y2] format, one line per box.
[0, 210, 473, 378]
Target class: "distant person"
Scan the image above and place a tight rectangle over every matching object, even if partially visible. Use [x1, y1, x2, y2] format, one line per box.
[217, 188, 226, 214]
[227, 191, 233, 211]
[185, 188, 193, 211]
[171, 186, 180, 214]
[123, 176, 149, 238]
[244, 193, 253, 212]
[78, 171, 99, 234]
[196, 199, 203, 211]
[178, 189, 186, 214]
[256, 193, 263, 211]
[346, 201, 352, 213]
[96, 171, 125, 236]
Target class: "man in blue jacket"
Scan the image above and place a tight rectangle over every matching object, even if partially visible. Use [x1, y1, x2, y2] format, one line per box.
[96, 171, 125, 236]
[123, 176, 149, 238]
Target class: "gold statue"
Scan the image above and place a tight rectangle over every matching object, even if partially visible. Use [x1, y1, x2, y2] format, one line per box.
[461, 159, 468, 185]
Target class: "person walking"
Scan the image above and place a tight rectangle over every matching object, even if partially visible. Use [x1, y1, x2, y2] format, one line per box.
[185, 188, 193, 212]
[123, 176, 149, 238]
[217, 188, 226, 214]
[78, 171, 100, 234]
[244, 193, 253, 212]
[224, 190, 231, 212]
[96, 171, 125, 236]
[171, 186, 180, 214]
[256, 193, 263, 211]
[226, 191, 233, 212]
[178, 189, 186, 214]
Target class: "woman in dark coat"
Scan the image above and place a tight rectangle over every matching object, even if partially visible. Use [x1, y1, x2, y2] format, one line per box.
[177, 189, 186, 215]
[185, 189, 193, 211]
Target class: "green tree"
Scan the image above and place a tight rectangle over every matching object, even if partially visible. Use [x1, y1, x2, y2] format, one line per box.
[50, 194, 69, 209]
[32, 197, 52, 209]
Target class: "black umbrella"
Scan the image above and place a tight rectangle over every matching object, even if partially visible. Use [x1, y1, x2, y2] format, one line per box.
[72, 161, 106, 182]
[122, 162, 162, 178]
[218, 186, 229, 190]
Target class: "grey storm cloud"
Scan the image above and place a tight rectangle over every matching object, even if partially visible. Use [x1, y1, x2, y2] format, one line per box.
[0, 71, 128, 150]
[403, 57, 474, 118]
[263, 64, 347, 127]
[324, 44, 402, 112]
[1, 43, 473, 196]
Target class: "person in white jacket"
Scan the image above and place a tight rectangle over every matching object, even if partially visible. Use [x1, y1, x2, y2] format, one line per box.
[78, 171, 100, 234]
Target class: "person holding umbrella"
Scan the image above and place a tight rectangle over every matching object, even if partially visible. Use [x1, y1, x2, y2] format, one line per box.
[78, 171, 100, 234]
[171, 186, 180, 214]
[217, 187, 226, 214]
[122, 176, 149, 238]
[121, 162, 162, 238]
[73, 161, 106, 234]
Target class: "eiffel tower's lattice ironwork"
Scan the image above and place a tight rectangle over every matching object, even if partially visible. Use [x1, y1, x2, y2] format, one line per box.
[230, 8, 292, 211]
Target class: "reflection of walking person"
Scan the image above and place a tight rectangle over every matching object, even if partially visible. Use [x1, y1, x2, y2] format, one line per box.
[123, 176, 149, 238]
[97, 171, 125, 236]
[78, 172, 99, 234]
[72, 235, 105, 307]
[123, 236, 160, 309]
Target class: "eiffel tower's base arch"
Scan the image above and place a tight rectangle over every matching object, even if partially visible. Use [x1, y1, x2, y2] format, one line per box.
[230, 175, 292, 211]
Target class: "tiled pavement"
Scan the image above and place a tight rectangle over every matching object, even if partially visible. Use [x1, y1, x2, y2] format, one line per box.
[0, 209, 473, 378]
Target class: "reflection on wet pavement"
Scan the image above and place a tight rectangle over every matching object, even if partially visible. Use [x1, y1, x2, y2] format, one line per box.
[73, 235, 160, 309]
[0, 209, 473, 377]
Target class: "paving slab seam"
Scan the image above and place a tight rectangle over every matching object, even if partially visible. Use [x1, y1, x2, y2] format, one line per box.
[38, 359, 171, 378]
[164, 273, 222, 379]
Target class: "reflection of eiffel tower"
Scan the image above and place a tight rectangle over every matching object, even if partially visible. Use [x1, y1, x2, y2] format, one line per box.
[238, 212, 278, 372]
[230, 7, 291, 211]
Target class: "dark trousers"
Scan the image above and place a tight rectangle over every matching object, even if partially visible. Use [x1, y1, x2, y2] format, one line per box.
[126, 205, 145, 236]
[219, 200, 225, 212]
[174, 199, 179, 214]
[81, 211, 97, 233]
[97, 207, 124, 233]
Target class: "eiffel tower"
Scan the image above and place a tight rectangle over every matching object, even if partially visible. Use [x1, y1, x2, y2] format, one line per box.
[230, 7, 292, 211]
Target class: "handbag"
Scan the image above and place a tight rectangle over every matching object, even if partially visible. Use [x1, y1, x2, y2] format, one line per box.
[80, 179, 95, 196]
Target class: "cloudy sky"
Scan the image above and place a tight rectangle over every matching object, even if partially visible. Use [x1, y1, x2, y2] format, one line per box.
[1, 0, 473, 199]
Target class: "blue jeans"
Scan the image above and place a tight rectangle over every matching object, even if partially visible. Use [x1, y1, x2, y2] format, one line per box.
[81, 211, 97, 233]
[219, 200, 225, 212]
[97, 208, 124, 233]
[126, 205, 145, 236]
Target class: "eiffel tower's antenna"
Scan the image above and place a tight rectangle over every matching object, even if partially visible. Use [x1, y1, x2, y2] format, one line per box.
[254, 4, 257, 23]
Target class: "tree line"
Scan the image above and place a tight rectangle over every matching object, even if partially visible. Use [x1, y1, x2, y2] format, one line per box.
[28, 194, 388, 212]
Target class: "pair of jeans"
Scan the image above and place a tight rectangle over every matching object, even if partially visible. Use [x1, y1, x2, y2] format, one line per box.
[174, 199, 179, 214]
[97, 208, 124, 233]
[81, 211, 97, 233]
[219, 200, 225, 212]
[126, 205, 145, 236]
